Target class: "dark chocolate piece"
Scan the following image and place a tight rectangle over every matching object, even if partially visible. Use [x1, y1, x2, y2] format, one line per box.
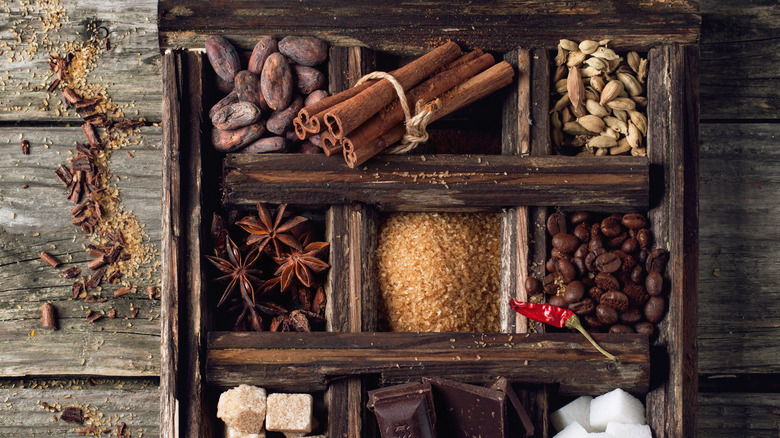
[368, 382, 437, 438]
[425, 377, 507, 438]
[489, 377, 535, 437]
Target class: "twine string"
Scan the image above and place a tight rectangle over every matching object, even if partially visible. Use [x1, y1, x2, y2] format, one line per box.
[355, 71, 439, 154]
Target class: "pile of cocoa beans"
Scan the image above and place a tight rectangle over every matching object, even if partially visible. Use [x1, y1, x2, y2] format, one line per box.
[526, 211, 669, 337]
[205, 35, 329, 153]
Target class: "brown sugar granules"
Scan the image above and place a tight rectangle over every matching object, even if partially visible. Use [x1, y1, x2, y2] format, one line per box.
[376, 212, 501, 332]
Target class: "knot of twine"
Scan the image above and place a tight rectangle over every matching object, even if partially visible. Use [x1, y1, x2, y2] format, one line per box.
[355, 71, 440, 154]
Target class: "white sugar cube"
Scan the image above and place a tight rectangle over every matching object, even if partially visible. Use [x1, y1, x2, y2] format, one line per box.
[266, 393, 313, 433]
[589, 388, 646, 431]
[551, 396, 594, 432]
[553, 421, 589, 438]
[606, 422, 653, 438]
[225, 424, 266, 438]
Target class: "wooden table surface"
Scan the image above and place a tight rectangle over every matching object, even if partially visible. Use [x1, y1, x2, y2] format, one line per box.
[0, 0, 777, 436]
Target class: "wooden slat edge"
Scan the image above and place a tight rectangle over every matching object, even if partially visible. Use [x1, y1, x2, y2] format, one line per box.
[160, 50, 182, 438]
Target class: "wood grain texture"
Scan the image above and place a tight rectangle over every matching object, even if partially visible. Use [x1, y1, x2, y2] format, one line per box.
[698, 392, 780, 437]
[0, 0, 162, 122]
[0, 126, 161, 377]
[222, 154, 649, 211]
[0, 379, 159, 437]
[207, 332, 650, 396]
[700, 0, 779, 120]
[159, 1, 700, 52]
[698, 123, 780, 374]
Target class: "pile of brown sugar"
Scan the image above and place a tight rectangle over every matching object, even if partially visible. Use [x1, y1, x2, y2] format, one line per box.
[376, 212, 501, 332]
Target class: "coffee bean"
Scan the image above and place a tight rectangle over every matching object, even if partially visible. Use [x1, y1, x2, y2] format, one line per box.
[630, 264, 645, 284]
[573, 223, 590, 242]
[619, 307, 643, 324]
[549, 295, 568, 309]
[600, 216, 622, 237]
[546, 257, 558, 273]
[644, 296, 665, 323]
[547, 212, 568, 236]
[636, 228, 652, 250]
[589, 236, 604, 253]
[590, 223, 602, 239]
[645, 271, 663, 296]
[570, 211, 590, 225]
[574, 244, 589, 259]
[556, 258, 577, 283]
[584, 252, 597, 272]
[607, 232, 628, 249]
[595, 252, 622, 273]
[609, 324, 635, 334]
[564, 281, 585, 304]
[543, 273, 558, 294]
[623, 283, 649, 306]
[571, 257, 586, 276]
[588, 286, 606, 303]
[635, 321, 655, 337]
[622, 213, 648, 230]
[525, 276, 541, 295]
[585, 315, 604, 328]
[569, 299, 595, 316]
[596, 304, 618, 324]
[638, 249, 649, 264]
[600, 290, 629, 311]
[552, 233, 579, 253]
[594, 272, 620, 291]
[621, 237, 639, 254]
[646, 248, 669, 273]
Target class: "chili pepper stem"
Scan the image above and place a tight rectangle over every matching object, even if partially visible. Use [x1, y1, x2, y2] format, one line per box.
[564, 314, 620, 363]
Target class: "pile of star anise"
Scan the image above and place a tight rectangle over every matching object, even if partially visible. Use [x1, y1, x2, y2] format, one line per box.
[208, 203, 329, 332]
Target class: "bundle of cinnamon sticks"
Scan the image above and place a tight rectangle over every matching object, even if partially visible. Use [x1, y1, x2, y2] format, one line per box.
[292, 41, 514, 168]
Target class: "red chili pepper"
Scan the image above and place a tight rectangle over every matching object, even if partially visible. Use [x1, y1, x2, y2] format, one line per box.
[509, 299, 619, 362]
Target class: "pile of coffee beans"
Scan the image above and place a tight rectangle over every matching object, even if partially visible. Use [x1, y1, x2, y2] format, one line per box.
[526, 211, 668, 336]
[205, 35, 329, 154]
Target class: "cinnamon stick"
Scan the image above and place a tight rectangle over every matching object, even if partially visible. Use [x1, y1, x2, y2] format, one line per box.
[341, 51, 494, 160]
[344, 61, 514, 168]
[324, 41, 461, 139]
[320, 130, 344, 156]
[294, 80, 376, 139]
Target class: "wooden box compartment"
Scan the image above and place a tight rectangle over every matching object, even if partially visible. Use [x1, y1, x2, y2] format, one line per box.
[159, 2, 699, 437]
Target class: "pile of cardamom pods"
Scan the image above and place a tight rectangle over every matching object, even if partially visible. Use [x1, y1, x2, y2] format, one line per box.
[550, 39, 648, 157]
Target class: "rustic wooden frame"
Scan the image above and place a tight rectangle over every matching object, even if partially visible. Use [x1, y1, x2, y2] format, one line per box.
[160, 3, 699, 437]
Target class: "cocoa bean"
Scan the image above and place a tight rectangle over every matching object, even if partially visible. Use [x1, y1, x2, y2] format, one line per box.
[212, 102, 262, 131]
[205, 35, 240, 82]
[216, 76, 234, 94]
[248, 36, 278, 74]
[235, 70, 269, 111]
[267, 95, 304, 135]
[305, 89, 329, 107]
[278, 36, 328, 66]
[293, 64, 325, 94]
[212, 123, 265, 152]
[299, 140, 322, 154]
[261, 52, 294, 110]
[209, 91, 238, 120]
[285, 129, 302, 145]
[241, 136, 287, 154]
[308, 133, 322, 148]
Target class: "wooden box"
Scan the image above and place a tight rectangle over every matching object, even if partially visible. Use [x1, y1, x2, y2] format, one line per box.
[158, 2, 700, 437]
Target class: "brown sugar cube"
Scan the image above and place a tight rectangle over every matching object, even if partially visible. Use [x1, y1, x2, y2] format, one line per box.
[217, 385, 267, 434]
[265, 393, 313, 434]
[224, 424, 265, 438]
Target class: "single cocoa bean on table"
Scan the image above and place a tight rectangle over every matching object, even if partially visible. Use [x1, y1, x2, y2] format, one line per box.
[205, 35, 241, 82]
[261, 52, 294, 111]
[212, 102, 262, 131]
[209, 91, 238, 120]
[305, 89, 329, 107]
[278, 36, 328, 66]
[248, 36, 278, 75]
[293, 64, 325, 94]
[241, 136, 287, 154]
[267, 95, 304, 135]
[212, 123, 265, 152]
[235, 70, 269, 111]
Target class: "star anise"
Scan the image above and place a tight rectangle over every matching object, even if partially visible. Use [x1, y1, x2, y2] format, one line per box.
[273, 240, 330, 292]
[206, 236, 263, 307]
[236, 203, 307, 257]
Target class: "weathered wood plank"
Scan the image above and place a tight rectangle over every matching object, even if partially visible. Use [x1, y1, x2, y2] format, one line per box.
[698, 123, 780, 374]
[0, 0, 162, 122]
[222, 155, 649, 211]
[0, 378, 158, 437]
[700, 0, 779, 120]
[159, 1, 700, 53]
[0, 126, 161, 377]
[698, 393, 780, 437]
[207, 332, 650, 396]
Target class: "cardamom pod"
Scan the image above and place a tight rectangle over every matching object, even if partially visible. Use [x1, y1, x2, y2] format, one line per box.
[632, 95, 648, 109]
[603, 116, 628, 134]
[613, 109, 628, 123]
[588, 135, 618, 148]
[599, 80, 624, 105]
[607, 57, 623, 73]
[584, 57, 608, 71]
[606, 97, 636, 111]
[603, 127, 619, 139]
[627, 120, 642, 148]
[555, 45, 567, 66]
[560, 39, 579, 51]
[577, 114, 605, 133]
[579, 66, 602, 78]
[551, 93, 570, 113]
[563, 121, 591, 136]
[585, 99, 610, 117]
[627, 52, 641, 73]
[618, 72, 643, 96]
[610, 140, 632, 155]
[595, 147, 609, 156]
[584, 87, 599, 102]
[567, 66, 585, 114]
[579, 40, 600, 55]
[553, 65, 567, 83]
[631, 147, 647, 156]
[566, 50, 587, 67]
[628, 110, 647, 136]
[590, 76, 606, 93]
[561, 107, 574, 124]
[592, 46, 619, 60]
[637, 58, 648, 83]
[555, 78, 568, 94]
